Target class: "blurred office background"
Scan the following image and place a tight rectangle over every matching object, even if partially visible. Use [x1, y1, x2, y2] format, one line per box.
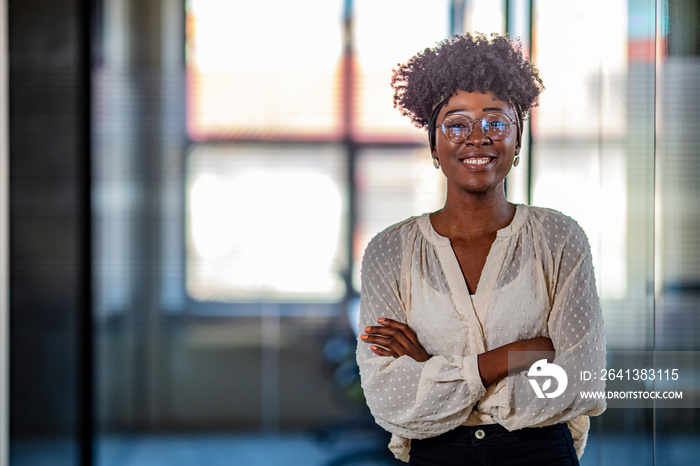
[5, 0, 700, 464]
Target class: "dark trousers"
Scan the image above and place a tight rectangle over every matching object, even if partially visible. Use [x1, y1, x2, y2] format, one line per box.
[409, 423, 579, 466]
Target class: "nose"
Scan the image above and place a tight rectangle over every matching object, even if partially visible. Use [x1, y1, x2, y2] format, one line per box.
[464, 119, 490, 145]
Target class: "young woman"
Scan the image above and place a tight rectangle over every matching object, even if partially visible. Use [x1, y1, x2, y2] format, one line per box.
[357, 33, 606, 465]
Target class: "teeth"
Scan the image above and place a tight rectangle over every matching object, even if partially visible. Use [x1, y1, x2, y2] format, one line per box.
[463, 157, 492, 165]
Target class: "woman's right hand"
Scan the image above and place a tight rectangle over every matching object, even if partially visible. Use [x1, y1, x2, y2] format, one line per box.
[477, 336, 555, 388]
[360, 318, 431, 362]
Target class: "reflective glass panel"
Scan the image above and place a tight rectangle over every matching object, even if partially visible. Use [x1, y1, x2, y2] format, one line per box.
[354, 148, 445, 289]
[186, 0, 344, 140]
[187, 144, 347, 302]
[353, 0, 450, 141]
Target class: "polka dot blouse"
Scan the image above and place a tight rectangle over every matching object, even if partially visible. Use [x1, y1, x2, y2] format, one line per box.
[356, 204, 606, 462]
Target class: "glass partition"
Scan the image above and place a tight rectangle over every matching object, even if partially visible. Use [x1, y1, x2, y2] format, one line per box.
[532, 0, 657, 463]
[653, 0, 700, 462]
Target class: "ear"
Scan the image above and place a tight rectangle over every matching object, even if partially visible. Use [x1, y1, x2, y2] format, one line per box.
[515, 145, 520, 155]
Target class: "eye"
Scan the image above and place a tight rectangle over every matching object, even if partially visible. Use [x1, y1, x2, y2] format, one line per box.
[483, 116, 509, 127]
[486, 121, 508, 130]
[482, 114, 512, 139]
[443, 116, 471, 129]
[442, 116, 476, 142]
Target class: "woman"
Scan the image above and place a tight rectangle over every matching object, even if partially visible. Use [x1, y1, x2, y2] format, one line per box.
[356, 33, 606, 465]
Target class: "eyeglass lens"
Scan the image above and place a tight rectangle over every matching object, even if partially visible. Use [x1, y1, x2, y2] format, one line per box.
[442, 114, 512, 142]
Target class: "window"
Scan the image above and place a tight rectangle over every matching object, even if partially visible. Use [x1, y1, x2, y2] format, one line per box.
[185, 0, 452, 304]
[187, 144, 347, 301]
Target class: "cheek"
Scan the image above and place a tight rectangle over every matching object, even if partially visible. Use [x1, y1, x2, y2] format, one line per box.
[435, 136, 454, 158]
[501, 136, 519, 156]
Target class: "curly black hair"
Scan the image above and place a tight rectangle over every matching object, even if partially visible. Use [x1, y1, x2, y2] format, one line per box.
[391, 33, 544, 150]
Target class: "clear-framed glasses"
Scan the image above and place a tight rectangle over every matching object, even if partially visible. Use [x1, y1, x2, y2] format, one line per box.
[440, 113, 516, 143]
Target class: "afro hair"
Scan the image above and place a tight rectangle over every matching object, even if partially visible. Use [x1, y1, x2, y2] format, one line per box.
[391, 33, 544, 129]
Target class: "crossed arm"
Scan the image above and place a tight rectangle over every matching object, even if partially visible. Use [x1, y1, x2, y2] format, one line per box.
[361, 318, 554, 388]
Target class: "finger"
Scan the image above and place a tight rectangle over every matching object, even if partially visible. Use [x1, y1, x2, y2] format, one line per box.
[363, 326, 405, 341]
[378, 318, 421, 346]
[361, 334, 407, 356]
[374, 321, 418, 350]
[360, 333, 400, 357]
[369, 344, 398, 358]
[373, 321, 431, 362]
[364, 329, 411, 354]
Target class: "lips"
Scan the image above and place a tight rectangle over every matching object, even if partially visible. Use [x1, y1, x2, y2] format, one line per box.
[460, 154, 497, 167]
[462, 157, 495, 165]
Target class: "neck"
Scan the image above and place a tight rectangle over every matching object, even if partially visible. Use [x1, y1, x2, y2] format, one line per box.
[431, 184, 516, 239]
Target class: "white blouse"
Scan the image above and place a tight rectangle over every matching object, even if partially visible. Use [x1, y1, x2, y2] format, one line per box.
[356, 205, 606, 462]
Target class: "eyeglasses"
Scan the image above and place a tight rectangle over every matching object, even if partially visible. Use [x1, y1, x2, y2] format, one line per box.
[440, 113, 516, 143]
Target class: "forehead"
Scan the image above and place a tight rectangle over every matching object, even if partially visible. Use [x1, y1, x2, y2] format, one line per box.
[439, 90, 511, 117]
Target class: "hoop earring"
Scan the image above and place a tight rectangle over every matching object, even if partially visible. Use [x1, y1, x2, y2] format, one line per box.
[513, 156, 520, 167]
[433, 157, 440, 169]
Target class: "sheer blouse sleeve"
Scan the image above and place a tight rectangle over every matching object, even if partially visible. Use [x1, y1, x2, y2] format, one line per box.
[490, 216, 607, 433]
[356, 228, 487, 441]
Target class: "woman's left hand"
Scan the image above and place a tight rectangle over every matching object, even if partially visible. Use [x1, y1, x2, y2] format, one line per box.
[361, 318, 431, 362]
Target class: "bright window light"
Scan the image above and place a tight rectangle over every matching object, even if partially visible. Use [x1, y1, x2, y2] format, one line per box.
[187, 144, 347, 301]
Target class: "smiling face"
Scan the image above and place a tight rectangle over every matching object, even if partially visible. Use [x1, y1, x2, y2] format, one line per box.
[433, 90, 520, 200]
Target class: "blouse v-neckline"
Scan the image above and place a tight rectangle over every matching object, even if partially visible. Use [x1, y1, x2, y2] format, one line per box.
[417, 205, 528, 333]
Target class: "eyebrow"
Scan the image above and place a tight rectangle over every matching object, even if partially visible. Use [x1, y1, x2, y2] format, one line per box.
[445, 107, 508, 116]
